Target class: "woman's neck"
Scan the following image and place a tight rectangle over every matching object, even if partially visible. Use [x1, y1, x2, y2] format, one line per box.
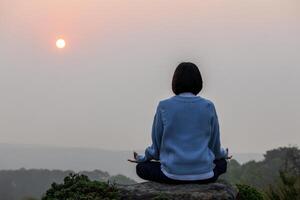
[178, 92, 196, 97]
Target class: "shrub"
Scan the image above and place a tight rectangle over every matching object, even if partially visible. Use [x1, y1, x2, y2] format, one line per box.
[42, 173, 120, 200]
[265, 171, 300, 200]
[236, 184, 264, 200]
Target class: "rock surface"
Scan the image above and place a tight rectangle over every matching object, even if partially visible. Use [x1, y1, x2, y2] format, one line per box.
[116, 180, 238, 200]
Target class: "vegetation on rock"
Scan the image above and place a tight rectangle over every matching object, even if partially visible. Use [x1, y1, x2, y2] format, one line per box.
[42, 173, 119, 200]
[236, 184, 264, 200]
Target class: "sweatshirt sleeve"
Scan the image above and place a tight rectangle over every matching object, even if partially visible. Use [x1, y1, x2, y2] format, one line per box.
[136, 103, 164, 162]
[208, 102, 227, 159]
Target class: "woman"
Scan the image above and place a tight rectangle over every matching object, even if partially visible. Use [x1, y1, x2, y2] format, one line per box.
[128, 62, 231, 184]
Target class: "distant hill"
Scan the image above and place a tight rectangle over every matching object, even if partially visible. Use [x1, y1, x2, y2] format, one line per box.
[0, 143, 139, 181]
[0, 143, 262, 181]
[0, 168, 136, 200]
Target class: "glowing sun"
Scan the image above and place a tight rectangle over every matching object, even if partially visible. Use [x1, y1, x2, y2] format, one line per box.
[56, 39, 66, 49]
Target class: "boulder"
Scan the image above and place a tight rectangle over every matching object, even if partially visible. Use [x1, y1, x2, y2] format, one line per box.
[116, 180, 238, 200]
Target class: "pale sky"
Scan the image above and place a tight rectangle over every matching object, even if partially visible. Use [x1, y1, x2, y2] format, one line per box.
[1, 0, 299, 153]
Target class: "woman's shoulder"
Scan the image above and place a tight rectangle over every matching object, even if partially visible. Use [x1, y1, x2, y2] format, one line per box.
[156, 96, 174, 107]
[200, 96, 215, 106]
[199, 97, 217, 111]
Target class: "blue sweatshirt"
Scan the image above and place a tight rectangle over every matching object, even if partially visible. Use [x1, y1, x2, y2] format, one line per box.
[136, 94, 227, 180]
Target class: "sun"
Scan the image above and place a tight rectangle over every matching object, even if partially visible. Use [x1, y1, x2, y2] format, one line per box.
[56, 39, 66, 49]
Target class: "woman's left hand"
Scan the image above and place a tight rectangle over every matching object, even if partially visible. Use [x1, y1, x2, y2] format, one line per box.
[226, 148, 233, 160]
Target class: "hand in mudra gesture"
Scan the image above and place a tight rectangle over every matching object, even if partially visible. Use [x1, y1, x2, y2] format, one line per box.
[128, 148, 232, 163]
[127, 151, 139, 163]
[226, 148, 233, 160]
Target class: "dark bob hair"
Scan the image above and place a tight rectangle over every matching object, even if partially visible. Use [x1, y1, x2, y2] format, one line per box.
[172, 62, 203, 95]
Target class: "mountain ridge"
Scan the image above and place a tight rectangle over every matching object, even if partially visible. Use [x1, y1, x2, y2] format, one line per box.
[0, 143, 263, 181]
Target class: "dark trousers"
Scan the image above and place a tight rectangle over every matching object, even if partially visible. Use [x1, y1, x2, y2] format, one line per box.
[136, 159, 227, 184]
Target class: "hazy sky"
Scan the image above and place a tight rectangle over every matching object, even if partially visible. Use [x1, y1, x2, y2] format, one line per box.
[1, 0, 299, 153]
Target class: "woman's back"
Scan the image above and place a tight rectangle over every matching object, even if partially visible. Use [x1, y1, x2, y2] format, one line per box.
[158, 95, 226, 179]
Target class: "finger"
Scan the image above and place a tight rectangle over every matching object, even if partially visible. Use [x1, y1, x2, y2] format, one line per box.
[227, 155, 233, 160]
[127, 159, 138, 163]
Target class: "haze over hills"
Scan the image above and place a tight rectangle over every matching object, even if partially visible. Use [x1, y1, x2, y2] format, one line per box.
[0, 143, 263, 181]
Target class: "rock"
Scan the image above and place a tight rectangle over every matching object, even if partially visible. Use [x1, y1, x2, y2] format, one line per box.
[116, 180, 238, 200]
